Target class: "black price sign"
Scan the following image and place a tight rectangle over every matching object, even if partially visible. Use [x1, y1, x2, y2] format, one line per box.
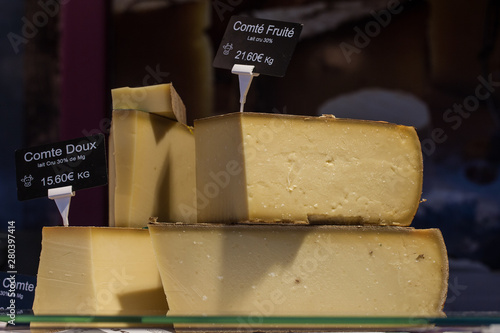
[213, 15, 303, 77]
[15, 134, 108, 201]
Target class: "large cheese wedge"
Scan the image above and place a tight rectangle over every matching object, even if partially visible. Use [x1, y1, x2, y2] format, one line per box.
[195, 112, 423, 226]
[148, 223, 448, 318]
[109, 109, 196, 226]
[32, 227, 167, 316]
[111, 83, 187, 125]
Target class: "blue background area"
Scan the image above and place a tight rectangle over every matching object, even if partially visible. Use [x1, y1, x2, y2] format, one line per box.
[0, 0, 499, 314]
[0, 2, 25, 228]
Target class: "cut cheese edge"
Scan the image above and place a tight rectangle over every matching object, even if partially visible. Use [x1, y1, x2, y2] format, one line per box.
[148, 223, 448, 317]
[195, 112, 423, 226]
[111, 83, 187, 125]
[32, 227, 167, 316]
[109, 109, 196, 226]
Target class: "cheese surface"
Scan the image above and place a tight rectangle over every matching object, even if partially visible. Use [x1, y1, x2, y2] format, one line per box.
[112, 83, 187, 125]
[195, 112, 423, 226]
[148, 223, 448, 317]
[109, 109, 196, 226]
[33, 227, 167, 316]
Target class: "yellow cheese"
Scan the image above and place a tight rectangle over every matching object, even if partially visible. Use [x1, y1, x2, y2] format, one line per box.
[148, 223, 448, 317]
[32, 227, 167, 316]
[195, 113, 423, 226]
[111, 83, 187, 125]
[109, 109, 196, 226]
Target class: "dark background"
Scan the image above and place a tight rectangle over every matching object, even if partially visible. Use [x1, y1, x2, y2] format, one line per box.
[1, 0, 499, 312]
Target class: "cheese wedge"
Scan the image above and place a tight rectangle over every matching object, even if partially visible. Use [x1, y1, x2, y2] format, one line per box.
[32, 227, 167, 316]
[111, 83, 187, 125]
[148, 223, 448, 317]
[195, 112, 423, 226]
[109, 109, 196, 226]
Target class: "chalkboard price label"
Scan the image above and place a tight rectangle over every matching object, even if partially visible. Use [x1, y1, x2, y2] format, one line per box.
[15, 134, 107, 201]
[213, 15, 303, 77]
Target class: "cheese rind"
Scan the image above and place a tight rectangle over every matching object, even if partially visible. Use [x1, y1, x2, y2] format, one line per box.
[109, 109, 196, 226]
[148, 223, 448, 317]
[32, 227, 167, 316]
[195, 112, 423, 226]
[111, 83, 187, 125]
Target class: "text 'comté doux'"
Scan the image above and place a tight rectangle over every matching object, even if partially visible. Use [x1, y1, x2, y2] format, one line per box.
[233, 20, 296, 38]
[24, 141, 98, 162]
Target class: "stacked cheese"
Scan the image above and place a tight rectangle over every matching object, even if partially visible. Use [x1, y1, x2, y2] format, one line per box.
[148, 111, 449, 321]
[109, 83, 196, 226]
[32, 83, 195, 319]
[33, 83, 448, 326]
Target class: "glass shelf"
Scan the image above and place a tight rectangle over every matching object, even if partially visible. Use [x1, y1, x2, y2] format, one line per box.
[2, 312, 500, 331]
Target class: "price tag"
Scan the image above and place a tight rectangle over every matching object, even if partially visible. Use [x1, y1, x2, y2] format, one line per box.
[15, 134, 107, 201]
[213, 15, 303, 77]
[0, 272, 36, 313]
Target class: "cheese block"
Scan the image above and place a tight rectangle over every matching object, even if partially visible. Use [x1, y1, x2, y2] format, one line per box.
[111, 83, 187, 125]
[109, 109, 196, 226]
[148, 223, 448, 317]
[32, 227, 167, 316]
[195, 112, 423, 226]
